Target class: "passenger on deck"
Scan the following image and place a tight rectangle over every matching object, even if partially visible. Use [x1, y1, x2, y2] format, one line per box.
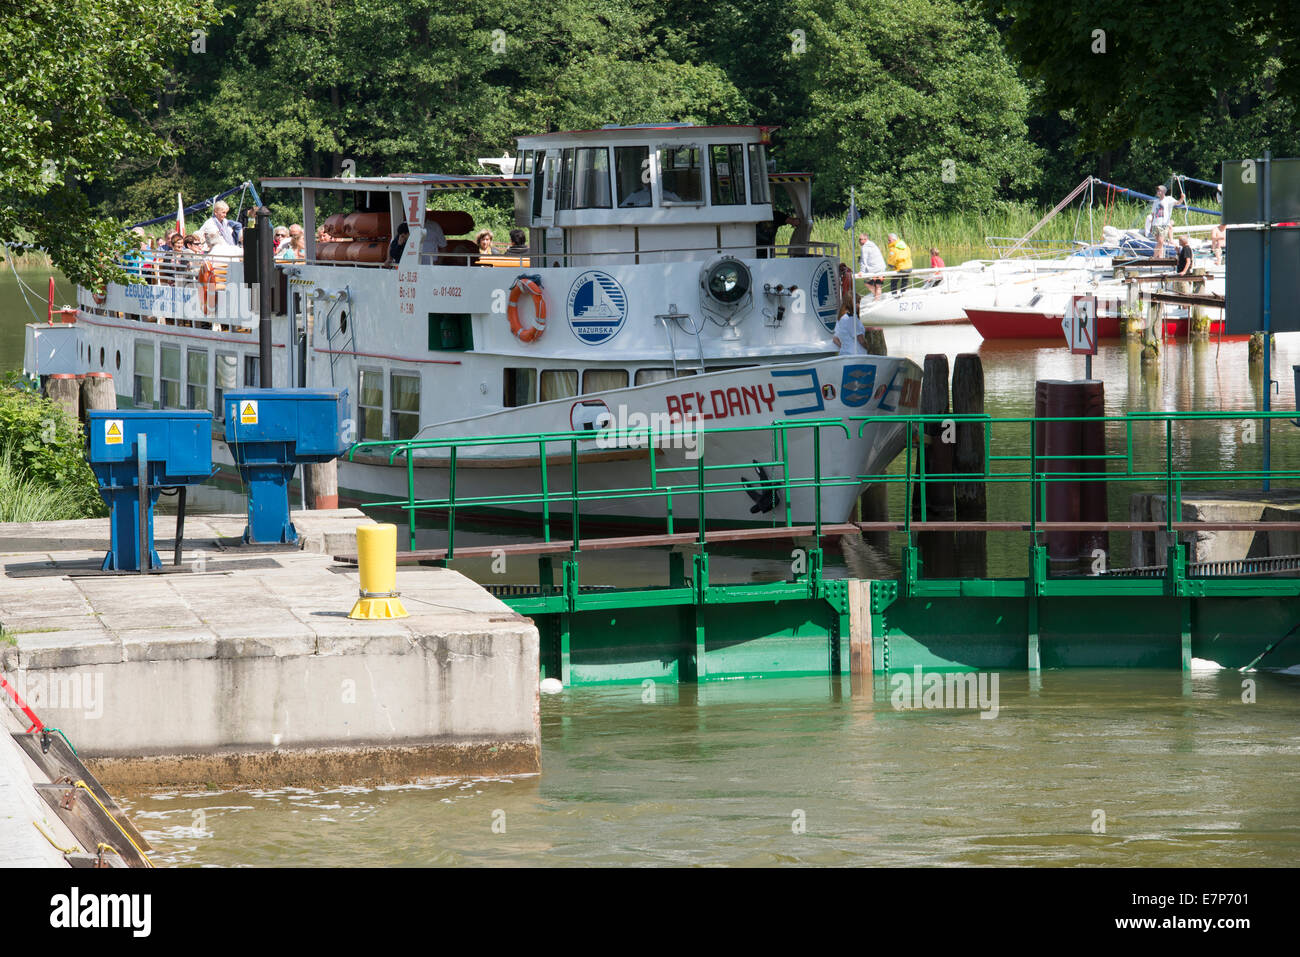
[757, 212, 801, 259]
[123, 227, 150, 276]
[387, 223, 410, 265]
[1209, 222, 1226, 265]
[273, 226, 289, 253]
[476, 230, 495, 255]
[857, 233, 885, 301]
[200, 200, 236, 248]
[885, 233, 913, 294]
[421, 218, 447, 262]
[275, 232, 305, 261]
[506, 228, 528, 254]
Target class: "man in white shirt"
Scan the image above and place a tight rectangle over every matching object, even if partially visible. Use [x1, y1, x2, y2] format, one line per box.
[420, 218, 447, 261]
[857, 233, 886, 301]
[832, 303, 867, 355]
[199, 200, 236, 248]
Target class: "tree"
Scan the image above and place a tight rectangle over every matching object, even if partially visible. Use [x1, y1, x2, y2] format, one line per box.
[0, 0, 225, 284]
[992, 0, 1296, 151]
[782, 0, 1042, 217]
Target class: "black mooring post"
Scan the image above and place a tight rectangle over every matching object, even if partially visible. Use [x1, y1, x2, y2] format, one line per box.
[257, 205, 275, 388]
[173, 486, 187, 567]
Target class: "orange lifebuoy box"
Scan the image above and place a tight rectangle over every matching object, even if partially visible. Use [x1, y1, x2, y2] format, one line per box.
[508, 275, 547, 343]
[197, 261, 218, 315]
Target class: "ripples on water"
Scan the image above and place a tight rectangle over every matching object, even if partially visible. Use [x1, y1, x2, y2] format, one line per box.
[124, 670, 1300, 867]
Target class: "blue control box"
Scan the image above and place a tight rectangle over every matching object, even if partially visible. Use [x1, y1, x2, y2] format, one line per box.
[87, 410, 213, 571]
[223, 388, 351, 544]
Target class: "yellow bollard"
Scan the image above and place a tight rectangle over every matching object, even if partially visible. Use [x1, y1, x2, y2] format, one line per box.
[348, 524, 408, 619]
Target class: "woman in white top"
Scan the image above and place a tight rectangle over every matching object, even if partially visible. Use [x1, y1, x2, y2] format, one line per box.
[831, 300, 867, 355]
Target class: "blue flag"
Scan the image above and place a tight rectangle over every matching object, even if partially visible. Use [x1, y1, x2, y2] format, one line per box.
[843, 186, 859, 233]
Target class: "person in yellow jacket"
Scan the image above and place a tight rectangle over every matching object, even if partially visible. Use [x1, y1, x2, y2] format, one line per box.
[886, 232, 913, 294]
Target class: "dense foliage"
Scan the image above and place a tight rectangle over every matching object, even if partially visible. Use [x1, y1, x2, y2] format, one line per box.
[0, 374, 106, 520]
[3, 0, 1299, 278]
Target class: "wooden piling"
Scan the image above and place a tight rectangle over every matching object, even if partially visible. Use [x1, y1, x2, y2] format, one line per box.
[952, 353, 987, 578]
[305, 459, 339, 510]
[860, 327, 887, 356]
[43, 375, 80, 425]
[79, 372, 117, 421]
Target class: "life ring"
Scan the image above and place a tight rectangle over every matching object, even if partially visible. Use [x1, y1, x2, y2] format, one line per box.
[507, 274, 547, 342]
[197, 261, 217, 315]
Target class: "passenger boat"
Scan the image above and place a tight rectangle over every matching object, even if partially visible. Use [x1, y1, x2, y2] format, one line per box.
[23, 124, 922, 528]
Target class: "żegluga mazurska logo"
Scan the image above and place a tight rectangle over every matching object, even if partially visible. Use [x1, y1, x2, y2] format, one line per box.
[811, 261, 837, 330]
[567, 270, 628, 345]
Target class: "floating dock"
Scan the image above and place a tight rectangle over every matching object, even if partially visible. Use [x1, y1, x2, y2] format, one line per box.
[0, 510, 540, 788]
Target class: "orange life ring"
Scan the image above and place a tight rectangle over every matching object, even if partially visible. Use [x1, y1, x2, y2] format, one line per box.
[197, 261, 217, 315]
[507, 275, 547, 342]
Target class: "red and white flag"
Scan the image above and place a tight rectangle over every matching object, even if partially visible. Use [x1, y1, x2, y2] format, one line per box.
[176, 192, 185, 238]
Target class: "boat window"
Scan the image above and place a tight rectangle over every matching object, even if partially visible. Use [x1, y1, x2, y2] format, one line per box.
[532, 153, 547, 219]
[186, 348, 209, 410]
[659, 146, 704, 205]
[747, 144, 770, 205]
[540, 369, 578, 402]
[390, 373, 420, 440]
[214, 352, 237, 419]
[516, 152, 533, 177]
[582, 369, 629, 394]
[635, 368, 674, 386]
[160, 345, 182, 409]
[358, 369, 384, 440]
[133, 341, 154, 407]
[615, 147, 651, 208]
[709, 145, 746, 206]
[243, 355, 260, 388]
[569, 147, 612, 210]
[503, 368, 537, 408]
[428, 312, 473, 351]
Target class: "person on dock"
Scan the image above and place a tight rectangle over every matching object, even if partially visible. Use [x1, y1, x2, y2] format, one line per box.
[857, 233, 885, 300]
[885, 232, 913, 294]
[1175, 236, 1194, 276]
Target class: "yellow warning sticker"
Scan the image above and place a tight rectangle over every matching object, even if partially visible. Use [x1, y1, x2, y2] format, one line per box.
[240, 400, 258, 425]
[105, 419, 123, 445]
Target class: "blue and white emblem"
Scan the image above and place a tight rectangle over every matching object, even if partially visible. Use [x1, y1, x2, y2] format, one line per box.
[811, 261, 838, 330]
[567, 270, 628, 345]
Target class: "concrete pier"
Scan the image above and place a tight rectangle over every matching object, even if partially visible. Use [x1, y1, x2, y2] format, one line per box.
[1129, 490, 1300, 566]
[0, 512, 540, 788]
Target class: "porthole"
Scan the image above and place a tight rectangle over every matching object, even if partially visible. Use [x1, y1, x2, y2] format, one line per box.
[99, 347, 105, 368]
[115, 350, 121, 370]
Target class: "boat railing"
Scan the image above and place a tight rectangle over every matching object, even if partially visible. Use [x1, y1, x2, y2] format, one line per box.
[82, 252, 257, 330]
[302, 241, 841, 270]
[344, 410, 1300, 573]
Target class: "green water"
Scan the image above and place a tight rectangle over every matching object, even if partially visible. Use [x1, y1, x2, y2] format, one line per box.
[123, 671, 1300, 867]
[8, 263, 1300, 867]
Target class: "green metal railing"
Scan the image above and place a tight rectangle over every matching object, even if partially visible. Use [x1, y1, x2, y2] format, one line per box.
[346, 409, 1300, 559]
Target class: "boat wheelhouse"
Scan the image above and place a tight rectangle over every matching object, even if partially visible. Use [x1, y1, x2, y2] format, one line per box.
[26, 124, 922, 527]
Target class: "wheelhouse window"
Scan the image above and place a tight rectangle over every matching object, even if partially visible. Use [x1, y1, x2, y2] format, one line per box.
[748, 144, 770, 205]
[390, 373, 420, 440]
[358, 370, 384, 440]
[582, 369, 629, 394]
[614, 147, 651, 208]
[658, 145, 704, 205]
[214, 352, 236, 419]
[634, 368, 674, 386]
[558, 147, 612, 210]
[133, 341, 154, 407]
[503, 368, 537, 408]
[186, 348, 209, 410]
[540, 369, 578, 402]
[709, 144, 746, 206]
